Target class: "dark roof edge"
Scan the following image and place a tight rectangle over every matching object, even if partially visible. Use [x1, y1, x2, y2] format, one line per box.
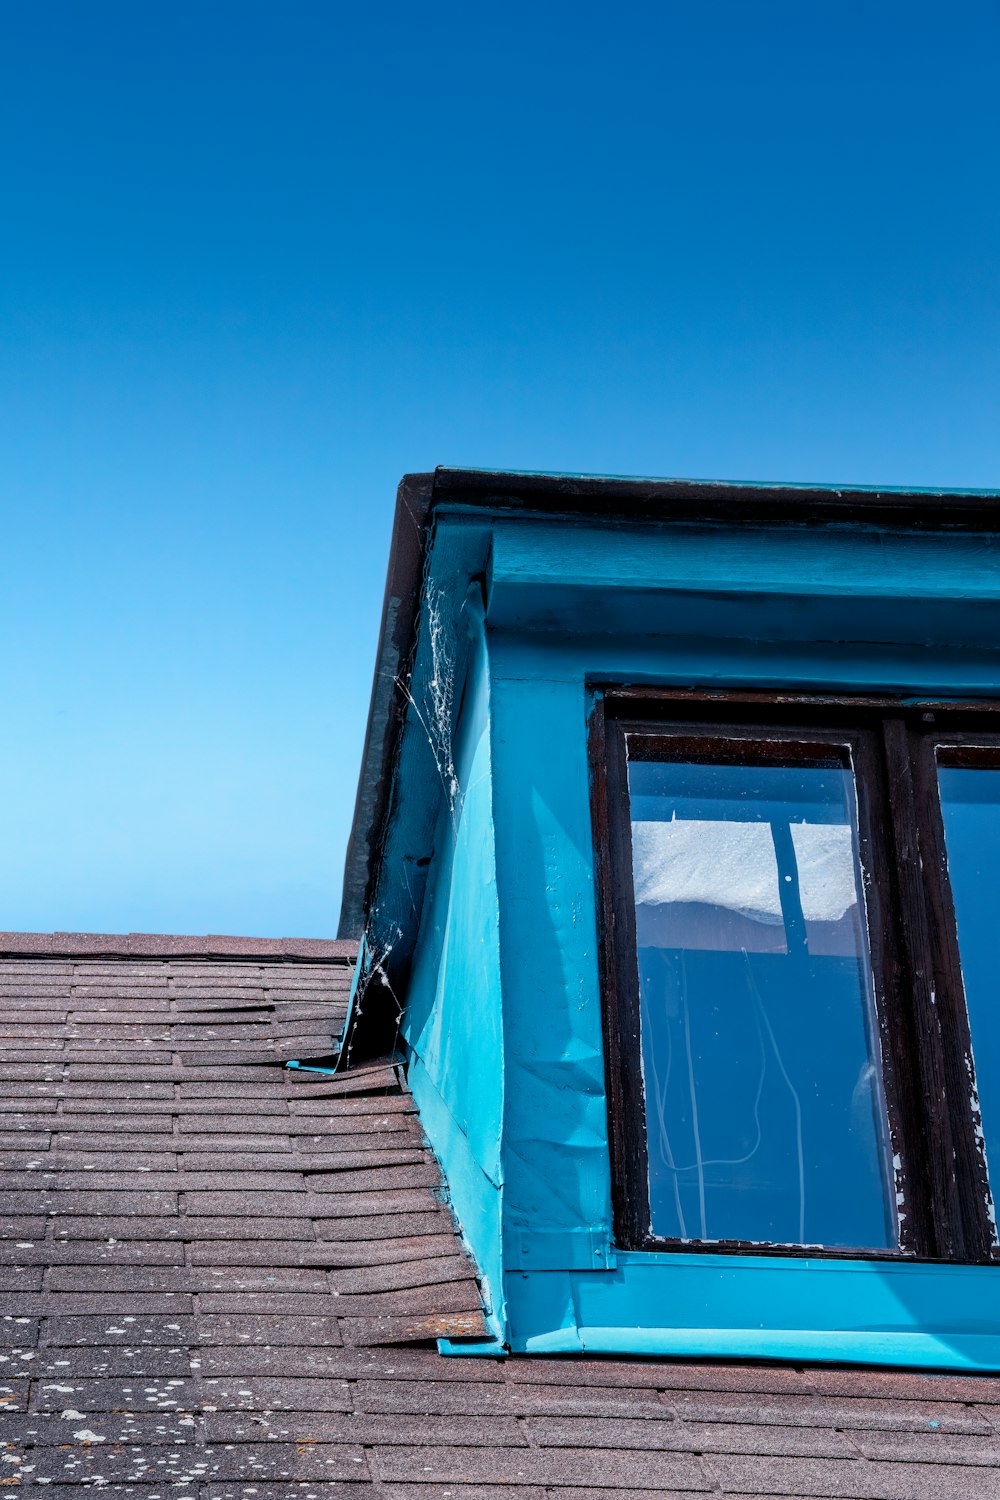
[432, 466, 1000, 520]
[338, 473, 434, 938]
[337, 465, 1000, 938]
[0, 932, 358, 961]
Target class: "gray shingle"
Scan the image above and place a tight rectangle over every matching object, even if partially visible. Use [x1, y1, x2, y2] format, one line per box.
[4, 943, 1000, 1500]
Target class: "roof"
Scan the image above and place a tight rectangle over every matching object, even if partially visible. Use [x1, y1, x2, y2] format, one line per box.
[338, 466, 1000, 938]
[4, 938, 1000, 1496]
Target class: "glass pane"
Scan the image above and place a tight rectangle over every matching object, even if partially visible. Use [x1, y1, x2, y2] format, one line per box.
[627, 745, 896, 1249]
[937, 763, 1000, 1195]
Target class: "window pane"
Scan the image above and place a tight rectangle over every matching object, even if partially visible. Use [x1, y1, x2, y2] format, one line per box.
[937, 763, 1000, 1200]
[627, 748, 896, 1249]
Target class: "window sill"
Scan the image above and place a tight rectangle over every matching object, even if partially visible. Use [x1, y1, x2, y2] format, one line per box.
[506, 1249, 1000, 1371]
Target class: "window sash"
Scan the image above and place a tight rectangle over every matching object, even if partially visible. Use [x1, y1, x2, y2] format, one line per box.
[589, 690, 1000, 1264]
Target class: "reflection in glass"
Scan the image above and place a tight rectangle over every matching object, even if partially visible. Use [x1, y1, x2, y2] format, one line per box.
[627, 748, 896, 1249]
[937, 764, 1000, 1192]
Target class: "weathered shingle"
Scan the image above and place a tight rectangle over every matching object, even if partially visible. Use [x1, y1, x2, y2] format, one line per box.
[3, 940, 1000, 1498]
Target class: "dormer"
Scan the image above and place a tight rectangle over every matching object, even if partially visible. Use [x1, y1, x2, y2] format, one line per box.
[337, 467, 1000, 1369]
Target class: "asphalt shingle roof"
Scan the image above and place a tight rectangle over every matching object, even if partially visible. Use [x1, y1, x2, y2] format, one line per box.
[3, 939, 1000, 1498]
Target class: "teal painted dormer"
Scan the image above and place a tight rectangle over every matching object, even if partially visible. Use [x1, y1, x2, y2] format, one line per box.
[338, 468, 1000, 1369]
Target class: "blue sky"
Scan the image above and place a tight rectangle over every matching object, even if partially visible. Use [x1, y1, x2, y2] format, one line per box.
[2, 2, 998, 937]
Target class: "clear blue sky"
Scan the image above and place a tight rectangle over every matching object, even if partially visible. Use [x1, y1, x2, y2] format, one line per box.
[2, 2, 998, 937]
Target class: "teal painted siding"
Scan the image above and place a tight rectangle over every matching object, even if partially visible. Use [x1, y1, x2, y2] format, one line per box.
[401, 626, 506, 1332]
[375, 506, 1000, 1367]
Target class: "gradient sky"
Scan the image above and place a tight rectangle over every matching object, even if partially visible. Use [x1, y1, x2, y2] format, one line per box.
[2, 2, 999, 937]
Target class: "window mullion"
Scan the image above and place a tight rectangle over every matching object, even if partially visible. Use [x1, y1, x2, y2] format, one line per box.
[908, 724, 995, 1262]
[848, 727, 931, 1258]
[881, 717, 971, 1260]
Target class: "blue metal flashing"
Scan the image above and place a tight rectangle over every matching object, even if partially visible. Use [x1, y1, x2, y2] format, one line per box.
[506, 1252, 1000, 1368]
[436, 1335, 509, 1358]
[507, 1227, 617, 1271]
[398, 619, 507, 1338]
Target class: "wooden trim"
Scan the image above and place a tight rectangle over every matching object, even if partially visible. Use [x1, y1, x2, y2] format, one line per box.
[602, 685, 1000, 725]
[591, 686, 1000, 1264]
[880, 719, 965, 1259]
[913, 734, 999, 1258]
[589, 694, 651, 1247]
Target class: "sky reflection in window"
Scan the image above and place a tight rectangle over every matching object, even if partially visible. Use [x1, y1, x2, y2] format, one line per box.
[627, 750, 896, 1249]
[938, 763, 1000, 1206]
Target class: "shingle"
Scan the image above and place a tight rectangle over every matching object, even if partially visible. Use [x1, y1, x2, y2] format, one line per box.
[180, 1151, 300, 1171]
[178, 1114, 295, 1134]
[313, 1210, 454, 1241]
[199, 1376, 352, 1411]
[286, 1094, 414, 1115]
[58, 1096, 287, 1115]
[0, 1037, 64, 1050]
[29, 1375, 197, 1411]
[181, 1191, 311, 1217]
[327, 1254, 477, 1293]
[303, 1164, 439, 1193]
[339, 1311, 489, 1346]
[200, 1487, 373, 1500]
[197, 1292, 337, 1314]
[806, 1365, 1000, 1404]
[0, 1189, 178, 1215]
[178, 1079, 292, 1097]
[849, 1427, 1000, 1464]
[0, 1215, 49, 1237]
[0, 1239, 184, 1266]
[377, 1489, 544, 1500]
[0, 1267, 43, 1290]
[40, 1314, 197, 1345]
[290, 1189, 448, 1219]
[0, 1021, 69, 1038]
[3, 1149, 177, 1169]
[704, 1452, 1000, 1498]
[188, 1234, 462, 1268]
[371, 1445, 713, 1489]
[5, 1170, 295, 1192]
[5, 1409, 203, 1443]
[49, 1134, 180, 1158]
[1, 1315, 40, 1345]
[63, 1048, 173, 1063]
[6, 946, 999, 1500]
[352, 1378, 668, 1419]
[505, 1357, 816, 1393]
[51, 1216, 187, 1240]
[167, 1134, 296, 1153]
[207, 1410, 528, 1447]
[193, 1314, 344, 1346]
[153, 1445, 368, 1481]
[56, 1082, 176, 1099]
[669, 1388, 993, 1435]
[166, 1215, 317, 1240]
[23, 1345, 193, 1376]
[31, 1292, 196, 1316]
[331, 1280, 485, 1317]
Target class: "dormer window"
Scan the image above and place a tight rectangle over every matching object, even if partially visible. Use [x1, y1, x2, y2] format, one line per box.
[592, 691, 998, 1264]
[341, 469, 1000, 1370]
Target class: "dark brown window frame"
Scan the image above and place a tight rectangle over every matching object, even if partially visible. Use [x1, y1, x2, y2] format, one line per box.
[588, 686, 1000, 1265]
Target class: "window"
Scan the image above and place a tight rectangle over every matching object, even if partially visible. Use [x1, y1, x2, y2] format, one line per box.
[590, 690, 1000, 1263]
